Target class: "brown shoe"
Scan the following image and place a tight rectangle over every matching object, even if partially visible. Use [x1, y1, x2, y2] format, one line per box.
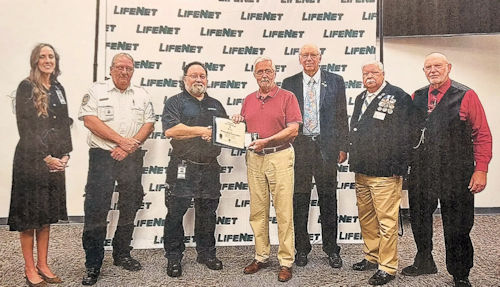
[278, 266, 292, 282]
[37, 268, 63, 284]
[243, 259, 269, 274]
[25, 277, 47, 287]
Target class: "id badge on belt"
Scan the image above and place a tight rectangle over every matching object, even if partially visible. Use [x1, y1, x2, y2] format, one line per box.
[177, 160, 187, 179]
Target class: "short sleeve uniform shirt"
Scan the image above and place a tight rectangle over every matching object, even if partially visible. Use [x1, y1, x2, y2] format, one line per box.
[78, 79, 155, 150]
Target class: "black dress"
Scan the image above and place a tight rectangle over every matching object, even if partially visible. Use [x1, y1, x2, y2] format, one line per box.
[8, 79, 72, 231]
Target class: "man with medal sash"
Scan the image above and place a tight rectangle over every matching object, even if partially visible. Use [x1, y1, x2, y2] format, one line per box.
[349, 60, 412, 286]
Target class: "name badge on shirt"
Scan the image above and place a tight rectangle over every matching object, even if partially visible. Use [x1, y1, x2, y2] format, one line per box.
[177, 160, 187, 180]
[55, 89, 66, 105]
[373, 111, 386, 120]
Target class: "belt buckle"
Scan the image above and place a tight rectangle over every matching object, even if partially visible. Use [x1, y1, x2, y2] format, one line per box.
[252, 148, 265, 156]
[258, 146, 278, 155]
[262, 147, 275, 155]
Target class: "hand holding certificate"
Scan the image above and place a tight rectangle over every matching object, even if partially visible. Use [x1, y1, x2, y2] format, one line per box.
[212, 117, 247, 149]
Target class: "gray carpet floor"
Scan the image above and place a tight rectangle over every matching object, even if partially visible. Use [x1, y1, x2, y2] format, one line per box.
[1, 215, 499, 287]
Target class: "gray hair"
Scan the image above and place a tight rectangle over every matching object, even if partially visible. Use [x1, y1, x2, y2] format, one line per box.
[253, 57, 274, 72]
[362, 60, 384, 72]
[424, 52, 449, 64]
[299, 44, 320, 56]
[111, 53, 134, 67]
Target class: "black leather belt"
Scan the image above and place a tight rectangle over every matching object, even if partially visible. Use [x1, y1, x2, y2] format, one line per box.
[304, 134, 320, 141]
[253, 143, 290, 155]
[178, 157, 217, 165]
[185, 158, 219, 165]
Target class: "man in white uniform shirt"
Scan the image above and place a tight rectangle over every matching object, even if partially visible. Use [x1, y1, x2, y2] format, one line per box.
[78, 53, 155, 286]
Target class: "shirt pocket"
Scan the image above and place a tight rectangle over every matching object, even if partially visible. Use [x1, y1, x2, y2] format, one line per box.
[131, 107, 145, 123]
[97, 105, 114, 122]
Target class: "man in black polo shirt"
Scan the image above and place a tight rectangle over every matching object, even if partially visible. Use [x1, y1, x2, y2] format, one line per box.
[161, 62, 227, 277]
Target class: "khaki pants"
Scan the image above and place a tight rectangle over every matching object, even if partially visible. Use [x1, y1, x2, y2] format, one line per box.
[246, 147, 295, 268]
[355, 173, 402, 275]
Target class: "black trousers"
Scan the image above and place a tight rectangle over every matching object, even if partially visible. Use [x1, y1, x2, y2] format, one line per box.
[82, 148, 144, 269]
[293, 136, 340, 256]
[163, 196, 219, 260]
[408, 174, 474, 278]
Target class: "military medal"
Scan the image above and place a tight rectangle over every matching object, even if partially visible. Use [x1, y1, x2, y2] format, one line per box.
[378, 94, 396, 115]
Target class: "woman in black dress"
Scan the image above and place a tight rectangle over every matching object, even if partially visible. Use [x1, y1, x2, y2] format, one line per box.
[8, 43, 72, 287]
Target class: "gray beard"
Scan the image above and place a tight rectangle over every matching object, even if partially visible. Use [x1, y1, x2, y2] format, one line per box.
[189, 84, 206, 96]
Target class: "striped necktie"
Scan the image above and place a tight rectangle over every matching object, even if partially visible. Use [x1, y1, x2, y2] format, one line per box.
[361, 92, 375, 114]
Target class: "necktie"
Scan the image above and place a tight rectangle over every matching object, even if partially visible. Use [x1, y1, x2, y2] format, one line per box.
[304, 79, 318, 133]
[428, 89, 439, 113]
[361, 93, 375, 114]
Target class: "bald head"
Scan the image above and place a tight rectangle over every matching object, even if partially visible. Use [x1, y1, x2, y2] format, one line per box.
[423, 52, 452, 88]
[425, 52, 449, 64]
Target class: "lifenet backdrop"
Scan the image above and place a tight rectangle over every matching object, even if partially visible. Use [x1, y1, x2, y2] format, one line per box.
[99, 0, 376, 249]
[3, 1, 500, 252]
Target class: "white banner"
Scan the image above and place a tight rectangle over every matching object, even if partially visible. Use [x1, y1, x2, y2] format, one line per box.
[103, 0, 377, 249]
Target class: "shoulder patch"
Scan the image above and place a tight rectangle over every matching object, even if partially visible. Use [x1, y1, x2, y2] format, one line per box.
[82, 94, 90, 106]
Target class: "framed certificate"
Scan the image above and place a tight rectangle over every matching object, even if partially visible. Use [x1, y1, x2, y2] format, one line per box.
[212, 116, 247, 150]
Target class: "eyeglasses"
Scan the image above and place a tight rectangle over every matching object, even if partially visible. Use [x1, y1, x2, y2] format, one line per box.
[185, 74, 207, 80]
[113, 66, 134, 73]
[362, 71, 382, 77]
[254, 69, 274, 76]
[300, 53, 320, 60]
[423, 64, 446, 72]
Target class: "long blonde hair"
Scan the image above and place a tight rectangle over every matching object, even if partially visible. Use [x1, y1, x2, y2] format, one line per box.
[28, 43, 61, 117]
